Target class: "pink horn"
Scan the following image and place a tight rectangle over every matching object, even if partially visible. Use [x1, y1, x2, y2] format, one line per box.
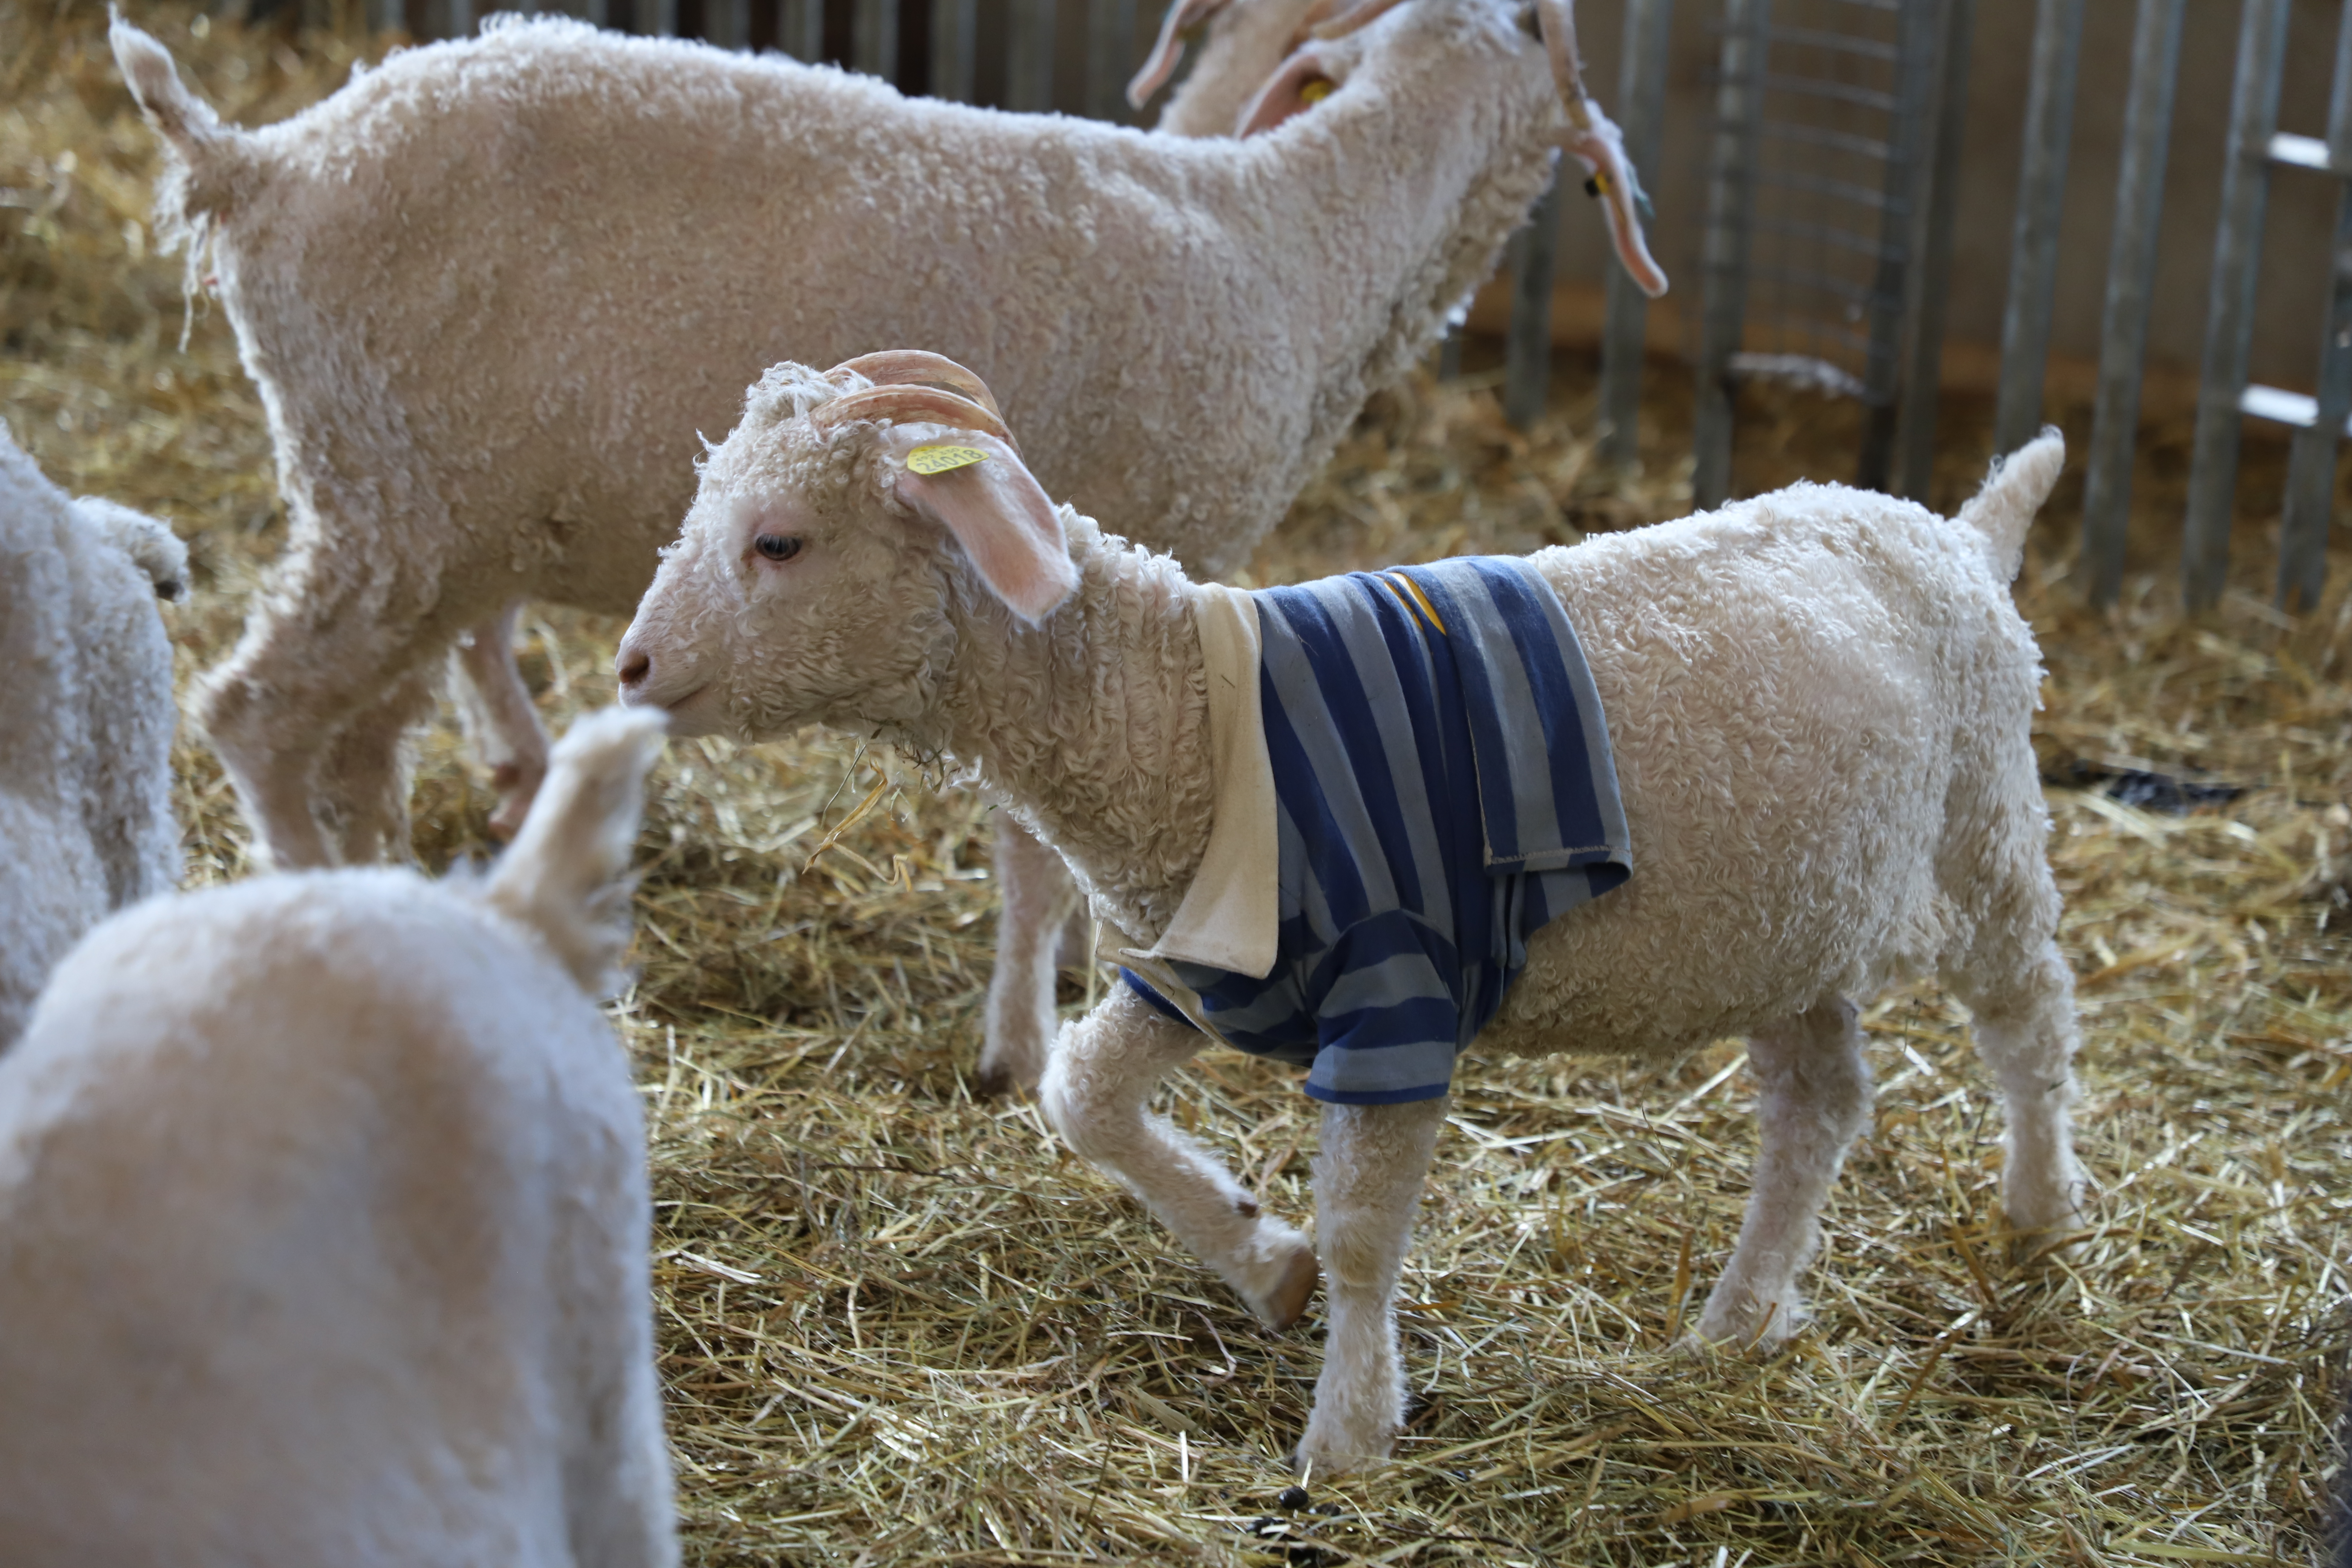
[1536, 0, 1669, 299]
[1127, 0, 1231, 110]
[1309, 0, 1405, 40]
[824, 350, 1008, 421]
[811, 384, 1017, 448]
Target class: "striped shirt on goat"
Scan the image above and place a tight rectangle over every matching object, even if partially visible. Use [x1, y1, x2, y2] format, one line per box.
[1121, 556, 1632, 1105]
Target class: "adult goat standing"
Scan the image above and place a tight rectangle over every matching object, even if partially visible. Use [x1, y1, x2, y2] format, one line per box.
[112, 0, 1661, 1092]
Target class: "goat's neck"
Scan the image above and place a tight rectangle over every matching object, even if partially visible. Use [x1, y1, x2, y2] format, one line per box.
[919, 519, 1216, 943]
[1247, 30, 1561, 418]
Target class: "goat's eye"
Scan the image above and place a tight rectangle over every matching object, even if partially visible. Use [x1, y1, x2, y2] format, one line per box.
[755, 534, 802, 562]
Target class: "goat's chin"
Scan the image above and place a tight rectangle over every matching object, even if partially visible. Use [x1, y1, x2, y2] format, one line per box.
[653, 686, 726, 739]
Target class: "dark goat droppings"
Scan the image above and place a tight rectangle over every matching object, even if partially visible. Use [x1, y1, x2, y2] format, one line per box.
[1276, 1485, 1310, 1512]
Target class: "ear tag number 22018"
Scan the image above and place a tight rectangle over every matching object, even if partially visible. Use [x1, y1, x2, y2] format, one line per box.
[906, 444, 991, 476]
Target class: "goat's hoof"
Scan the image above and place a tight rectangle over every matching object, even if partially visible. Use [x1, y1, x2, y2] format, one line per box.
[1291, 1427, 1390, 1477]
[484, 764, 545, 841]
[1255, 1241, 1320, 1332]
[970, 1042, 1042, 1100]
[1694, 1295, 1802, 1354]
[970, 1061, 1023, 1099]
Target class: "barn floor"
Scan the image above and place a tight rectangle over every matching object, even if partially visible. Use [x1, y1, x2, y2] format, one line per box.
[6, 5, 2349, 1564]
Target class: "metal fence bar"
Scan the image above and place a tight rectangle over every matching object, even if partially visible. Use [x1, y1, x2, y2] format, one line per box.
[2182, 0, 2292, 611]
[1008, 0, 1058, 110]
[1693, 0, 1772, 509]
[777, 0, 821, 57]
[1088, 0, 1137, 121]
[1853, 0, 1938, 492]
[1893, 0, 1975, 502]
[853, 0, 898, 78]
[2277, 0, 2352, 609]
[1504, 172, 1566, 430]
[1599, 0, 1674, 466]
[931, 0, 977, 97]
[1991, 0, 2086, 456]
[707, 0, 750, 47]
[2079, 0, 2187, 606]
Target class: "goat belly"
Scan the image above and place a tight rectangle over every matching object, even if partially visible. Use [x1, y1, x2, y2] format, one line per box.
[1122, 558, 1631, 1104]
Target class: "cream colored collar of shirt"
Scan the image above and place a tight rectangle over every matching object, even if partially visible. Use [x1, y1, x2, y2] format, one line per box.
[1120, 583, 1280, 980]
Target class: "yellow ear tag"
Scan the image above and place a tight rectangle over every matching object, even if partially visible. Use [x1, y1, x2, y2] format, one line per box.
[1299, 76, 1334, 104]
[905, 444, 991, 476]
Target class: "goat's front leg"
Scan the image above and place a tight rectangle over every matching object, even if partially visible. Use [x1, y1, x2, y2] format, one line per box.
[978, 817, 1084, 1097]
[1040, 987, 1318, 1326]
[1297, 1095, 1447, 1475]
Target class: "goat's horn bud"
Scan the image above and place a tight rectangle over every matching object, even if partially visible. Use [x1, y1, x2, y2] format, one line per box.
[812, 384, 1017, 449]
[824, 351, 1007, 422]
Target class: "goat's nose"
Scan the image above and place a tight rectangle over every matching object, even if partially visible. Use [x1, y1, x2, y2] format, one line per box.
[617, 646, 651, 689]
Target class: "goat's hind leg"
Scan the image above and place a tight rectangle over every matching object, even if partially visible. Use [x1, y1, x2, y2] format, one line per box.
[313, 667, 441, 865]
[454, 600, 553, 840]
[1697, 997, 1872, 1348]
[1952, 937, 2086, 1248]
[1296, 1095, 1446, 1475]
[1040, 986, 1318, 1326]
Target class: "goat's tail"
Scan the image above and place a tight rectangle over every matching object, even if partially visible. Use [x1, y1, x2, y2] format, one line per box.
[1955, 429, 2066, 583]
[483, 708, 669, 995]
[110, 13, 254, 222]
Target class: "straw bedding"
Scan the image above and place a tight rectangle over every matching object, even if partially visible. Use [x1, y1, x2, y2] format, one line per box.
[5, 6, 2347, 1563]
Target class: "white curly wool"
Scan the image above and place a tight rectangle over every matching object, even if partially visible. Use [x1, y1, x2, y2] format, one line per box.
[616, 373, 2085, 1473]
[0, 708, 676, 1568]
[109, 0, 1577, 877]
[0, 424, 185, 1048]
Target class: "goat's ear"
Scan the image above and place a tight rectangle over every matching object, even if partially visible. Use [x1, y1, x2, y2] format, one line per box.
[1235, 46, 1338, 135]
[887, 431, 1077, 623]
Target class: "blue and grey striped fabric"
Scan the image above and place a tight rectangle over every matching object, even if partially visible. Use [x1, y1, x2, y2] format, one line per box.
[1125, 556, 1632, 1104]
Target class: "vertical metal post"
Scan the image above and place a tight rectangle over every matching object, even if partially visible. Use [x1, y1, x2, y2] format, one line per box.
[779, 0, 822, 57]
[2278, 0, 2352, 609]
[2182, 0, 2292, 611]
[707, 0, 750, 47]
[932, 0, 977, 96]
[375, 0, 404, 34]
[1991, 0, 2087, 456]
[1599, 0, 1674, 467]
[642, 0, 678, 34]
[2081, 0, 2187, 605]
[1008, 0, 1058, 110]
[1692, 0, 1770, 510]
[1893, 0, 1977, 503]
[445, 0, 473, 37]
[1437, 328, 1465, 381]
[1855, 0, 1940, 493]
[1505, 170, 1567, 430]
[854, 0, 898, 78]
[1088, 0, 1137, 120]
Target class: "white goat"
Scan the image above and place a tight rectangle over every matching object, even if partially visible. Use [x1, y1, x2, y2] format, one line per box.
[0, 423, 186, 1048]
[612, 361, 2087, 1471]
[112, 0, 1660, 1094]
[0, 707, 675, 1566]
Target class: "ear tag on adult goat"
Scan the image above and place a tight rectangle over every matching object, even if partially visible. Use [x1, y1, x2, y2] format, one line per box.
[906, 444, 991, 476]
[1299, 76, 1335, 104]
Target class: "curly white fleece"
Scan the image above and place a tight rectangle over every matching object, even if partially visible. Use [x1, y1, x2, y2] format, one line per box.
[0, 424, 185, 1048]
[0, 709, 675, 1566]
